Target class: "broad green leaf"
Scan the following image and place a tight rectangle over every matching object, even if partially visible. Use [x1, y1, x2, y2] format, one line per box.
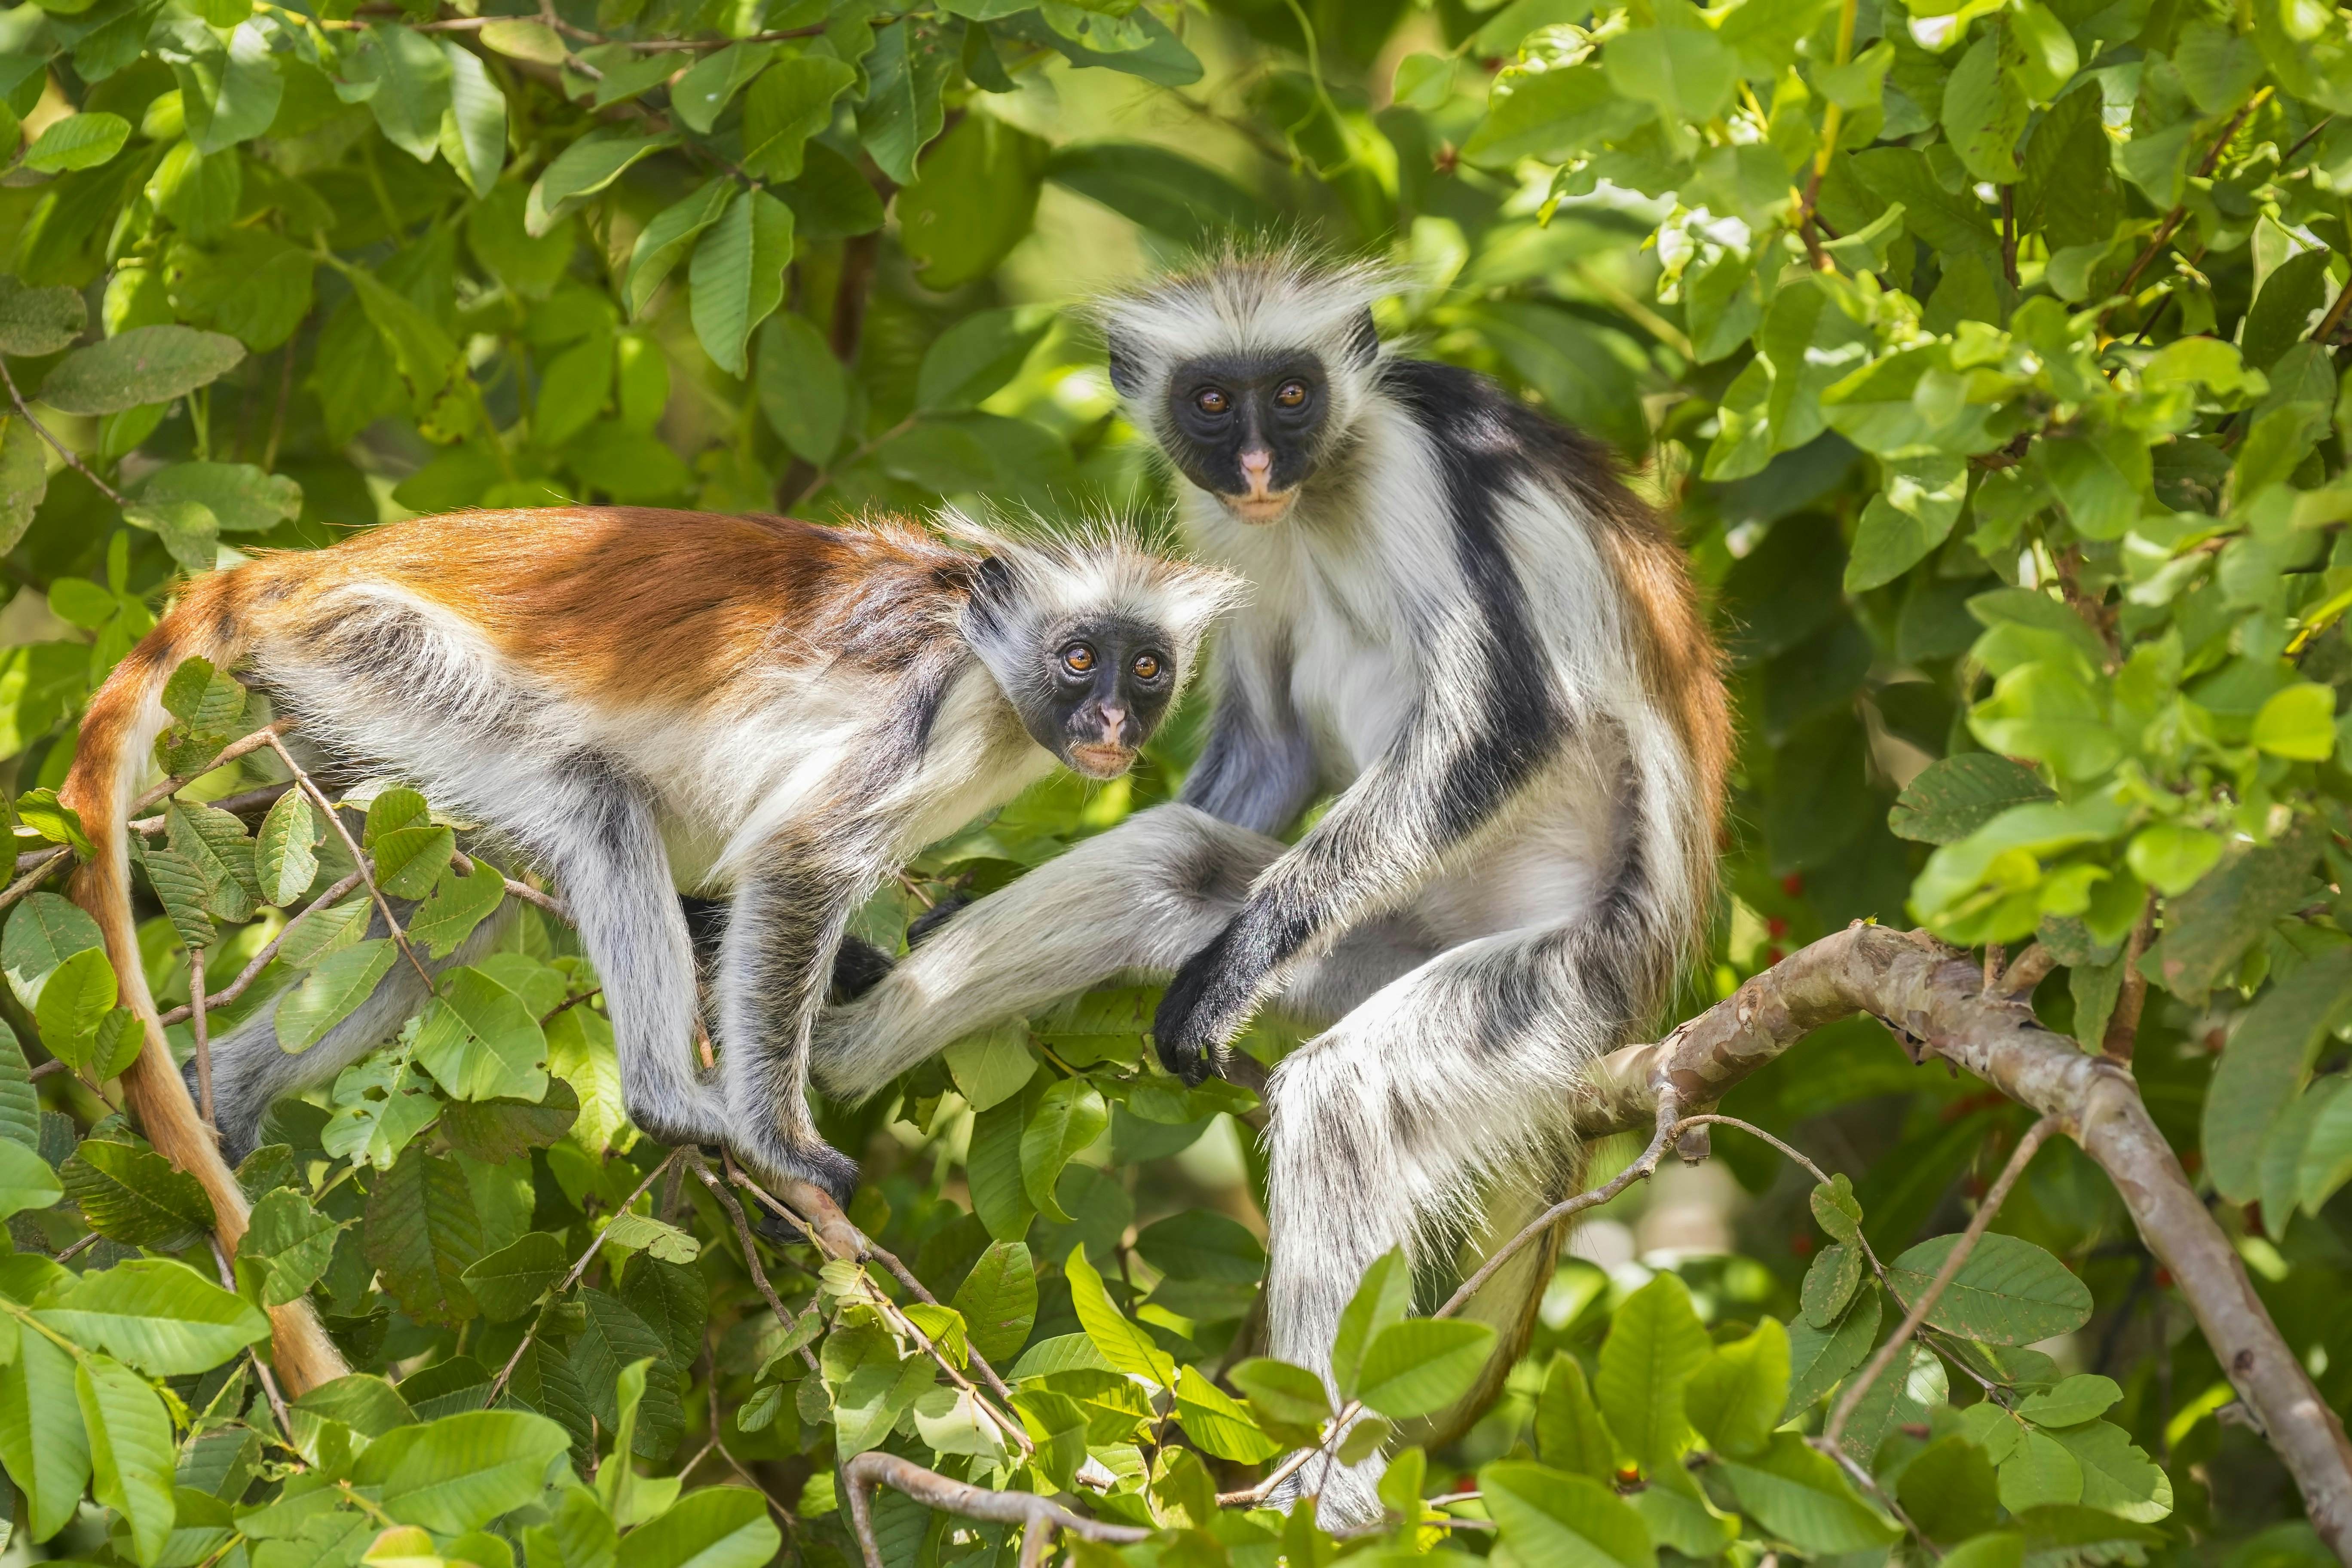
[689, 188, 793, 379]
[137, 461, 299, 533]
[0, 1139, 59, 1221]
[1886, 1232, 2093, 1344]
[1888, 754, 2055, 845]
[1718, 1431, 1900, 1551]
[0, 1023, 40, 1152]
[965, 1084, 1038, 1241]
[413, 966, 547, 1103]
[23, 111, 129, 172]
[1786, 1285, 1880, 1415]
[77, 1351, 175, 1565]
[176, 20, 281, 155]
[1019, 1078, 1106, 1221]
[345, 270, 476, 443]
[237, 1186, 340, 1307]
[1331, 1248, 1413, 1401]
[275, 939, 397, 1054]
[0, 416, 46, 556]
[616, 1485, 780, 1568]
[365, 1144, 485, 1328]
[626, 181, 734, 321]
[37, 1258, 268, 1374]
[408, 856, 507, 960]
[0, 276, 88, 355]
[525, 127, 677, 237]
[438, 40, 505, 198]
[352, 23, 451, 161]
[254, 790, 319, 907]
[917, 307, 1054, 412]
[1596, 1271, 1710, 1472]
[858, 18, 950, 185]
[4, 892, 104, 1011]
[1064, 1243, 1173, 1389]
[0, 1329, 88, 1541]
[2000, 1428, 2085, 1510]
[1684, 1318, 1789, 1458]
[2127, 823, 2224, 897]
[35, 944, 118, 1057]
[940, 1022, 1035, 1114]
[442, 1077, 580, 1164]
[1899, 1433, 2002, 1542]
[64, 1139, 212, 1250]
[949, 1240, 1036, 1366]
[1355, 1318, 1498, 1420]
[1535, 1351, 1616, 1479]
[1229, 1356, 1331, 1428]
[2254, 682, 2338, 760]
[39, 323, 241, 415]
[2017, 1374, 2123, 1428]
[1136, 1209, 1264, 1283]
[671, 41, 775, 133]
[372, 823, 455, 900]
[1605, 26, 1735, 122]
[741, 55, 858, 182]
[352, 1409, 570, 1532]
[898, 112, 1050, 290]
[1800, 1241, 1863, 1327]
[826, 1319, 932, 1459]
[1479, 1460, 1654, 1568]
[1174, 1365, 1282, 1461]
[2046, 1419, 2173, 1521]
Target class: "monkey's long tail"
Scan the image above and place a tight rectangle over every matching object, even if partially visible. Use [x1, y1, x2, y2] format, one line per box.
[58, 569, 350, 1395]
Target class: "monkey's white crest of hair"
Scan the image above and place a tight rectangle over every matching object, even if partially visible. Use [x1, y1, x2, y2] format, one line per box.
[946, 507, 1249, 657]
[1096, 245, 1402, 424]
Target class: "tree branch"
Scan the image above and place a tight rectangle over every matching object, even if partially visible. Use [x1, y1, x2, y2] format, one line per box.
[844, 1452, 1150, 1568]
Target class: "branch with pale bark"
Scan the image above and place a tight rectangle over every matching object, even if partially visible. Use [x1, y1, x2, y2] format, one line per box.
[817, 921, 2352, 1564]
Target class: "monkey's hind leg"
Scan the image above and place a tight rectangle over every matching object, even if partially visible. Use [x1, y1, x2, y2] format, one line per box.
[198, 902, 517, 1163]
[809, 805, 1284, 1102]
[1260, 921, 1614, 1528]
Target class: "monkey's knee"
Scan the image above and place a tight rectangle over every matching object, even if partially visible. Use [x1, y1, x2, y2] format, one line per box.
[829, 935, 895, 1002]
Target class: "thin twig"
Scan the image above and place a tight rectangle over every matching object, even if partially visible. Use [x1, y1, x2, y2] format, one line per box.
[844, 1452, 1148, 1568]
[263, 733, 438, 995]
[2115, 90, 2272, 305]
[864, 1239, 1023, 1412]
[681, 1151, 819, 1372]
[157, 870, 368, 1027]
[129, 721, 297, 818]
[450, 849, 571, 922]
[2103, 891, 2159, 1063]
[0, 360, 123, 506]
[1997, 942, 2056, 999]
[1822, 1116, 2058, 1448]
[0, 848, 70, 918]
[487, 1150, 680, 1406]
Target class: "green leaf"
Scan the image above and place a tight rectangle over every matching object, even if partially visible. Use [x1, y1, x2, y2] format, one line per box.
[0, 276, 88, 355]
[1785, 1285, 1880, 1415]
[365, 1143, 485, 1328]
[1174, 1364, 1282, 1461]
[1479, 1460, 1655, 1568]
[406, 857, 507, 960]
[253, 790, 319, 908]
[940, 1023, 1035, 1115]
[1800, 1241, 1863, 1328]
[1886, 1232, 2092, 1344]
[0, 416, 46, 557]
[2045, 1419, 2172, 1521]
[1718, 1431, 1900, 1551]
[413, 966, 547, 1103]
[1596, 1271, 1710, 1472]
[966, 1085, 1038, 1241]
[135, 461, 300, 533]
[274, 938, 397, 1054]
[917, 307, 1054, 412]
[3, 893, 104, 1011]
[77, 1351, 176, 1565]
[688, 188, 794, 379]
[1330, 1249, 1412, 1401]
[352, 23, 451, 160]
[1684, 1318, 1789, 1458]
[1535, 1352, 1616, 1479]
[1064, 1243, 1173, 1389]
[616, 1486, 780, 1568]
[40, 1257, 267, 1375]
[353, 1409, 571, 1532]
[437, 39, 505, 198]
[2254, 682, 2338, 760]
[1019, 1078, 1106, 1221]
[1229, 1356, 1331, 1428]
[1605, 26, 1735, 122]
[1942, 28, 2027, 183]
[175, 20, 281, 155]
[0, 1139, 59, 1221]
[64, 1138, 212, 1250]
[858, 18, 952, 185]
[2017, 1374, 2123, 1427]
[0, 1329, 89, 1542]
[898, 111, 1050, 290]
[1899, 1434, 2002, 1542]
[36, 324, 243, 416]
[2000, 1428, 2085, 1510]
[741, 54, 858, 182]
[950, 1240, 1036, 1366]
[238, 1186, 340, 1307]
[671, 41, 775, 134]
[626, 181, 733, 321]
[2126, 823, 2224, 897]
[525, 127, 677, 238]
[1887, 753, 2055, 845]
[441, 1076, 580, 1164]
[1136, 1209, 1264, 1283]
[23, 111, 129, 172]
[35, 944, 118, 1058]
[459, 1231, 567, 1324]
[1846, 456, 1967, 591]
[1354, 1317, 1498, 1420]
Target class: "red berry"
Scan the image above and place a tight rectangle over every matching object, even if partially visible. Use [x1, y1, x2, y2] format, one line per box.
[1781, 873, 1805, 897]
[1766, 916, 1789, 938]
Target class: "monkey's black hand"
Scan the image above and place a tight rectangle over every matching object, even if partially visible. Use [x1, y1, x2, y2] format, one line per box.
[1154, 922, 1264, 1085]
[828, 936, 896, 1003]
[906, 894, 970, 948]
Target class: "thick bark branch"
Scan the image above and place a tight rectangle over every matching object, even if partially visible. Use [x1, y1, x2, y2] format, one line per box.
[1578, 921, 2352, 1559]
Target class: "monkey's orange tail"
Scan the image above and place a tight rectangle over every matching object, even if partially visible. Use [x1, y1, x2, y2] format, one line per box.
[57, 570, 349, 1394]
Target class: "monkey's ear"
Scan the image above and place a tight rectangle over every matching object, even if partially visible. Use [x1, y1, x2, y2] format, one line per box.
[973, 553, 1014, 598]
[1106, 334, 1143, 397]
[1347, 309, 1380, 367]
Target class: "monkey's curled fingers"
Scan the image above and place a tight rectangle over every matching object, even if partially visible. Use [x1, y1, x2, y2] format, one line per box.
[1151, 923, 1265, 1084]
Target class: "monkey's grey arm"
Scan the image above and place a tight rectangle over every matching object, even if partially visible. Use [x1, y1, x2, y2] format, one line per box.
[1178, 619, 1316, 838]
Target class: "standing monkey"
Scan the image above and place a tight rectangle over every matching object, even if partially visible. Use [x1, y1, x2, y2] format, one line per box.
[62, 507, 1235, 1388]
[814, 254, 1730, 1521]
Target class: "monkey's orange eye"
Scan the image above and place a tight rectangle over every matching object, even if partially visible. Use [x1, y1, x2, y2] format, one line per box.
[1196, 388, 1230, 415]
[1132, 652, 1162, 680]
[1061, 643, 1096, 674]
[1275, 380, 1308, 408]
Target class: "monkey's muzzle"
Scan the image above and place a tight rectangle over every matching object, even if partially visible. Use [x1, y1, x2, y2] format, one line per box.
[1068, 742, 1137, 778]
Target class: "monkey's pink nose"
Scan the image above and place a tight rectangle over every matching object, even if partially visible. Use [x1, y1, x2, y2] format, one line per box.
[1240, 447, 1274, 495]
[1100, 705, 1127, 742]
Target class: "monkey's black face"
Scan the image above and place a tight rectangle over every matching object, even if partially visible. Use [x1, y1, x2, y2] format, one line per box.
[1022, 616, 1177, 779]
[1162, 353, 1330, 524]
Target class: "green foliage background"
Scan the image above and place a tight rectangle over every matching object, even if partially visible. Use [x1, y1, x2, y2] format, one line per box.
[0, 0, 2340, 1561]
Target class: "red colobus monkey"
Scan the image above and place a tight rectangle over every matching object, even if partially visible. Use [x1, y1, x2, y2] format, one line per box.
[813, 257, 1731, 1521]
[62, 506, 1236, 1390]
